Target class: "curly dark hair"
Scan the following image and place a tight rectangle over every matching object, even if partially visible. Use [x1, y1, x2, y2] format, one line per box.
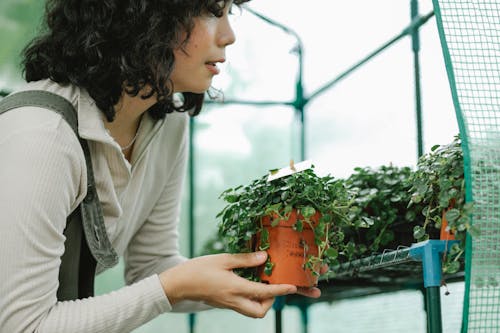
[22, 0, 249, 121]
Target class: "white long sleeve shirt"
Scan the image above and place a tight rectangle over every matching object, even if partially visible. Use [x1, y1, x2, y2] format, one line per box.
[0, 80, 205, 332]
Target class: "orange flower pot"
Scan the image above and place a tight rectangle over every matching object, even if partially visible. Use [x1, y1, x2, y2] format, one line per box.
[440, 199, 456, 240]
[257, 209, 321, 287]
[440, 209, 456, 240]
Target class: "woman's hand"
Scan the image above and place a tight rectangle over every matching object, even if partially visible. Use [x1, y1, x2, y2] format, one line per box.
[159, 251, 297, 318]
[296, 264, 328, 298]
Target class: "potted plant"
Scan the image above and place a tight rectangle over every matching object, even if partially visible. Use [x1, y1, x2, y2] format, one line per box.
[408, 135, 477, 273]
[216, 162, 353, 287]
[343, 164, 427, 258]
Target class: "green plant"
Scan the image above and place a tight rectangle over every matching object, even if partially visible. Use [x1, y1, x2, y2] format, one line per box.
[344, 165, 426, 257]
[408, 135, 476, 273]
[216, 166, 353, 281]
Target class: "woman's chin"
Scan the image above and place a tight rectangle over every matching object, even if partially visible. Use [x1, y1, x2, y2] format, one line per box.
[173, 80, 212, 94]
[177, 87, 209, 95]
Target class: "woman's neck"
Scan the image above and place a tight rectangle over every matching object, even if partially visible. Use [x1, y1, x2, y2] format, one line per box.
[105, 90, 156, 160]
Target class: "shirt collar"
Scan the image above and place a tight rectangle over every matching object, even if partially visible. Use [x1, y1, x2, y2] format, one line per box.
[77, 86, 166, 163]
[77, 87, 115, 144]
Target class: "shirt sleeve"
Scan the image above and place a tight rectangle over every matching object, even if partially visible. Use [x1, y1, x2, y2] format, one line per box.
[0, 108, 173, 333]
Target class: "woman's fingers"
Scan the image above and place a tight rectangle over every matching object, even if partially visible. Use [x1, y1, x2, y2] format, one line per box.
[159, 252, 298, 316]
[243, 280, 296, 300]
[219, 252, 319, 300]
[233, 297, 276, 318]
[296, 286, 321, 298]
[222, 251, 268, 269]
[201, 279, 295, 318]
[159, 252, 324, 319]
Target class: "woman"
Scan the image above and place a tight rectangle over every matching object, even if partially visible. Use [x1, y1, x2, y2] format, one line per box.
[0, 0, 322, 332]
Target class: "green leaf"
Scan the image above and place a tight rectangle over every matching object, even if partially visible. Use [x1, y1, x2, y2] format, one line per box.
[457, 222, 467, 231]
[444, 261, 460, 274]
[264, 259, 274, 276]
[259, 229, 269, 250]
[294, 220, 304, 232]
[390, 194, 401, 202]
[264, 203, 281, 215]
[301, 206, 316, 218]
[445, 208, 460, 223]
[320, 214, 333, 223]
[411, 194, 423, 203]
[225, 194, 239, 203]
[439, 196, 451, 208]
[325, 248, 338, 259]
[361, 216, 374, 226]
[281, 191, 288, 201]
[457, 215, 469, 225]
[421, 206, 431, 217]
[449, 243, 461, 256]
[413, 226, 426, 240]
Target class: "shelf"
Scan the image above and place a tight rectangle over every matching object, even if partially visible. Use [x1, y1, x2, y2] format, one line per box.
[286, 243, 464, 306]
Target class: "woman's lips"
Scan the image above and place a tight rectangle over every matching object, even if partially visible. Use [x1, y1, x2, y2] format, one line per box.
[205, 62, 220, 75]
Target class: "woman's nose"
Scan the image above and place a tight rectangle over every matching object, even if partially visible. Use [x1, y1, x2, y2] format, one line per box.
[218, 17, 236, 47]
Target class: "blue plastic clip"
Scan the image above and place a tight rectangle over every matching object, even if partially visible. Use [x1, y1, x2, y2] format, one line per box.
[409, 240, 459, 287]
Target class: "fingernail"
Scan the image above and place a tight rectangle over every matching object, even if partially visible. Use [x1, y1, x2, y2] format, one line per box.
[255, 251, 267, 260]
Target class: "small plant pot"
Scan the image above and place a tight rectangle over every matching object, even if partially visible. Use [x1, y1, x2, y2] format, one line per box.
[257, 209, 321, 287]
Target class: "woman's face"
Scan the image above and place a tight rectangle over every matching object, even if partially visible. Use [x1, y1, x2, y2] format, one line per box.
[170, 2, 236, 93]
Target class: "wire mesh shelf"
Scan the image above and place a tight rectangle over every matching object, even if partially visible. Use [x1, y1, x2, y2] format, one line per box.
[329, 245, 415, 278]
[286, 242, 465, 306]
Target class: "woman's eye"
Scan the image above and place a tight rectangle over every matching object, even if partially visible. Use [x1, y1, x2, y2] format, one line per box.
[207, 1, 226, 17]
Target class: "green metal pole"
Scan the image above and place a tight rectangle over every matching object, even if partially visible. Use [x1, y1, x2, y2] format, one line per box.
[244, 6, 307, 162]
[294, 40, 306, 161]
[299, 304, 309, 333]
[425, 287, 443, 333]
[205, 8, 434, 163]
[308, 11, 434, 102]
[420, 287, 428, 320]
[275, 309, 282, 333]
[188, 117, 196, 333]
[298, 107, 305, 161]
[273, 296, 286, 333]
[411, 0, 424, 158]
